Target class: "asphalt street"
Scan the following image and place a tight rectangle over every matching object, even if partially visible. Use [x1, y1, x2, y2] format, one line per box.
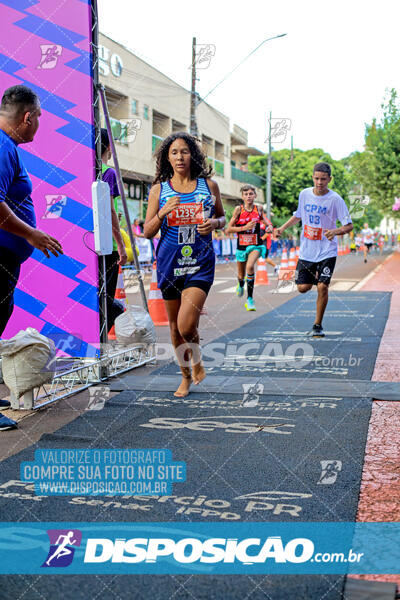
[0, 250, 392, 600]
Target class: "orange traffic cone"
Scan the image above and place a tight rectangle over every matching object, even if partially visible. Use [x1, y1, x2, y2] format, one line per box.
[280, 248, 289, 269]
[255, 258, 269, 285]
[288, 247, 297, 268]
[148, 262, 169, 326]
[108, 266, 127, 340]
[115, 266, 127, 309]
[295, 246, 300, 264]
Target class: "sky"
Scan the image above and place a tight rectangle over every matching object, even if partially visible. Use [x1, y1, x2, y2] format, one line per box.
[98, 0, 400, 160]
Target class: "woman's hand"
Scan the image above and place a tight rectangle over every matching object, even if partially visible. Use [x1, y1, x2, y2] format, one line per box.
[158, 196, 181, 219]
[197, 218, 217, 235]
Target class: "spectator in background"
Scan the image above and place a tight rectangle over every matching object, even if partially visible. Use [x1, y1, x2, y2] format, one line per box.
[0, 85, 63, 431]
[378, 233, 385, 255]
[132, 218, 144, 238]
[101, 128, 127, 332]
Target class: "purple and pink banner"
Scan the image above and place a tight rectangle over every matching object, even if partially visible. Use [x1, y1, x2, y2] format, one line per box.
[0, 0, 99, 357]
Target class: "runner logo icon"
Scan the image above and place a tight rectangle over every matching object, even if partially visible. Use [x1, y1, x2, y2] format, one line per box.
[42, 529, 82, 568]
[317, 460, 342, 485]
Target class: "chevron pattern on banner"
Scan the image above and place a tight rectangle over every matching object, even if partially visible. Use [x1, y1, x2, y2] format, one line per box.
[0, 0, 99, 358]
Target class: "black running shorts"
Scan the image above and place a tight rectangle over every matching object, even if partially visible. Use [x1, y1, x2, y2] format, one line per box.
[295, 256, 336, 286]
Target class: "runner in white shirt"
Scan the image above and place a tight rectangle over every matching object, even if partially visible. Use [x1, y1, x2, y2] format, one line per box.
[276, 162, 353, 337]
[355, 234, 362, 250]
[360, 222, 374, 263]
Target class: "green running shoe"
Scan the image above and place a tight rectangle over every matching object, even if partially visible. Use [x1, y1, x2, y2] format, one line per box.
[245, 297, 256, 311]
[236, 283, 244, 297]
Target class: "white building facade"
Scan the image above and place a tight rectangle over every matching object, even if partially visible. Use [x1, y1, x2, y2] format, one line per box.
[99, 33, 265, 221]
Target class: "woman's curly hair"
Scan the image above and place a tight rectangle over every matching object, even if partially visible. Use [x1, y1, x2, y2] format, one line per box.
[153, 132, 213, 183]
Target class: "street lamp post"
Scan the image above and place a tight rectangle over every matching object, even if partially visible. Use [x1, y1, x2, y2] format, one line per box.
[198, 34, 287, 105]
[266, 111, 272, 221]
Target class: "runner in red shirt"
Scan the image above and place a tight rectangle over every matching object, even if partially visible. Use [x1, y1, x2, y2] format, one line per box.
[226, 185, 273, 311]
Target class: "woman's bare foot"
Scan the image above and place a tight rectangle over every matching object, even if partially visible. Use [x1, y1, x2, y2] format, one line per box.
[192, 361, 206, 385]
[174, 375, 192, 397]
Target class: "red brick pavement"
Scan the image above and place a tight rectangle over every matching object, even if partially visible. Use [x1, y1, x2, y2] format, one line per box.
[351, 252, 400, 588]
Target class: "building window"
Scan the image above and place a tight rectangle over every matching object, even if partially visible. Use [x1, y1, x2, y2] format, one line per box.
[144, 105, 149, 120]
[131, 99, 138, 115]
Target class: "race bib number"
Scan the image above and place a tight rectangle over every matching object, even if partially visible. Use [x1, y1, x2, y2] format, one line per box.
[239, 233, 257, 246]
[167, 202, 204, 227]
[304, 225, 322, 241]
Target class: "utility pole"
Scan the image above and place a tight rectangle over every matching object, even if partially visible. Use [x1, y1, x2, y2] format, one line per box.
[266, 111, 272, 220]
[190, 37, 198, 137]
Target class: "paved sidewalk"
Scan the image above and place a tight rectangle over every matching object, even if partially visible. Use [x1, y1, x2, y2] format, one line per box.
[353, 252, 400, 588]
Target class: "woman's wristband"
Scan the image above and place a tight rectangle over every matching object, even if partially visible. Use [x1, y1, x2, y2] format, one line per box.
[156, 211, 163, 222]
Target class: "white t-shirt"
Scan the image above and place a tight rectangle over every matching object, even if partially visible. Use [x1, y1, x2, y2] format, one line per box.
[361, 228, 373, 244]
[294, 188, 352, 262]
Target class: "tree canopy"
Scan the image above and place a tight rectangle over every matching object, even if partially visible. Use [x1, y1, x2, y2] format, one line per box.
[349, 89, 400, 212]
[248, 148, 352, 221]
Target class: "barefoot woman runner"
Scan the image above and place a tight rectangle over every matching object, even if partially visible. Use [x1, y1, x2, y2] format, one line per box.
[144, 132, 225, 397]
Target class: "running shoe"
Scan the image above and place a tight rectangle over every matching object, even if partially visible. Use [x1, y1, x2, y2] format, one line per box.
[310, 323, 325, 338]
[236, 283, 244, 297]
[0, 413, 17, 431]
[0, 399, 11, 409]
[245, 298, 256, 311]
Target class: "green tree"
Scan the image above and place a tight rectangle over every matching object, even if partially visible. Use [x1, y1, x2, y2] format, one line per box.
[350, 89, 400, 212]
[222, 201, 235, 225]
[248, 148, 352, 220]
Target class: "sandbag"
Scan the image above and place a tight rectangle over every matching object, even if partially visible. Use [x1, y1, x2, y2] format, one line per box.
[0, 328, 56, 398]
[114, 305, 155, 345]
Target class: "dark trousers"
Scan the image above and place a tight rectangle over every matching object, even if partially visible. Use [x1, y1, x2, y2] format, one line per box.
[99, 251, 124, 332]
[0, 253, 21, 336]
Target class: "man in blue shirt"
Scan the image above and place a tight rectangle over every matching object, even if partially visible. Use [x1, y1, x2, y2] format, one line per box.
[0, 85, 63, 430]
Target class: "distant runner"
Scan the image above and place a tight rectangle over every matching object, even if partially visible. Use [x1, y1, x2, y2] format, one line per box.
[276, 162, 353, 337]
[361, 222, 374, 263]
[259, 207, 279, 275]
[226, 185, 273, 311]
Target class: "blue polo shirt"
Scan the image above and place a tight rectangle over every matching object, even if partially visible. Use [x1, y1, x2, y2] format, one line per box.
[0, 129, 35, 262]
